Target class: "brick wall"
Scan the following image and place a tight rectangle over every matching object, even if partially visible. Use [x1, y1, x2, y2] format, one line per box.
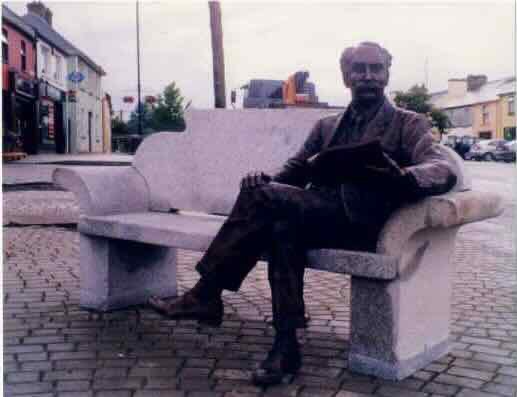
[2, 22, 36, 80]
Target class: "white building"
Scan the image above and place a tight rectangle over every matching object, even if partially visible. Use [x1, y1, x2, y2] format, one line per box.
[22, 1, 108, 154]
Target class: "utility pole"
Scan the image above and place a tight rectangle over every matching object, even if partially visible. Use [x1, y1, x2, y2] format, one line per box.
[209, 1, 226, 108]
[136, 0, 143, 134]
[424, 57, 429, 89]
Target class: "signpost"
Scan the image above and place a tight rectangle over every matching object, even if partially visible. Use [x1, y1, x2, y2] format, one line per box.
[68, 71, 85, 83]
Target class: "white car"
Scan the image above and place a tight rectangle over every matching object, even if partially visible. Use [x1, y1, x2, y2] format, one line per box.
[465, 139, 508, 161]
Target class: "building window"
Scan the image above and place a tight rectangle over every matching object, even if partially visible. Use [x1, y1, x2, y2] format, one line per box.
[20, 40, 26, 71]
[41, 46, 51, 76]
[482, 105, 489, 125]
[508, 96, 515, 116]
[2, 29, 8, 64]
[55, 55, 62, 82]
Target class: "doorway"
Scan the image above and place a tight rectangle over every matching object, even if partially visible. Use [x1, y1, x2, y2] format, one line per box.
[88, 111, 92, 152]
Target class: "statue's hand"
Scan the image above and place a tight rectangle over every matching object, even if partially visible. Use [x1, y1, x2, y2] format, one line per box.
[240, 171, 272, 190]
[365, 152, 405, 179]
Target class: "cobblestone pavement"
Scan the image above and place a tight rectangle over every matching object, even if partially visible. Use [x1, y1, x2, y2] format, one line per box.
[3, 162, 516, 397]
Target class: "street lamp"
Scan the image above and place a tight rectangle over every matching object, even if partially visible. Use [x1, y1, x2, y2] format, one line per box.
[136, 0, 142, 135]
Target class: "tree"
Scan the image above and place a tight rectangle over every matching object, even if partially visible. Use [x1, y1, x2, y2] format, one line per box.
[393, 84, 451, 138]
[152, 82, 186, 131]
[111, 118, 128, 136]
[127, 102, 154, 134]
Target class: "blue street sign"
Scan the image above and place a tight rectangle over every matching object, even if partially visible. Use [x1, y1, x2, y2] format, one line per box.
[68, 71, 85, 83]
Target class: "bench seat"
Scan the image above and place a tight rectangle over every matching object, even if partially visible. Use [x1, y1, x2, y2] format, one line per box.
[80, 211, 399, 280]
[54, 109, 504, 380]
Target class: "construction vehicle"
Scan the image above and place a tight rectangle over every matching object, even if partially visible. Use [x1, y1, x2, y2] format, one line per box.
[239, 71, 328, 109]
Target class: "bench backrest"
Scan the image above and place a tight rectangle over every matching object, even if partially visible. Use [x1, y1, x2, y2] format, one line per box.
[133, 109, 469, 214]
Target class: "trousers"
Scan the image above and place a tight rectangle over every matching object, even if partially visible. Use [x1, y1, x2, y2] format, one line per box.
[196, 182, 372, 331]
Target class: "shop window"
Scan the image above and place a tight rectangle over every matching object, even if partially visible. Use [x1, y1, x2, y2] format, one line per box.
[21, 41, 26, 71]
[481, 105, 489, 125]
[2, 29, 8, 64]
[508, 96, 515, 116]
[479, 131, 492, 139]
[504, 127, 516, 141]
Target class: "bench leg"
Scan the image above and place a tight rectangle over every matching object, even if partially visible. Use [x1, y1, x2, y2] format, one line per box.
[348, 227, 459, 380]
[79, 234, 178, 311]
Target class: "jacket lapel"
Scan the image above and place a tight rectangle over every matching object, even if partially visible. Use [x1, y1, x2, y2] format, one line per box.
[322, 110, 346, 149]
[361, 99, 396, 142]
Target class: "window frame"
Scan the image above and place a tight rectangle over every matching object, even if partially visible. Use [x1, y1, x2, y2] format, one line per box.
[20, 40, 26, 71]
[508, 96, 515, 116]
[2, 28, 8, 64]
[481, 104, 490, 125]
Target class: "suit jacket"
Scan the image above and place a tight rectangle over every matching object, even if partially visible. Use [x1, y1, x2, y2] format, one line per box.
[273, 98, 458, 235]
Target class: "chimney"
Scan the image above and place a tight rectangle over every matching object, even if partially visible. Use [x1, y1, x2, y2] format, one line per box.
[466, 74, 487, 91]
[448, 78, 467, 98]
[27, 1, 53, 26]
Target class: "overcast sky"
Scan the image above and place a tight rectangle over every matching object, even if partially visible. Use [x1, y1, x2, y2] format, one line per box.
[5, 0, 516, 114]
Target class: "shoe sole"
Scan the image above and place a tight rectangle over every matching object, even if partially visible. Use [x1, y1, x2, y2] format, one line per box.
[147, 299, 223, 327]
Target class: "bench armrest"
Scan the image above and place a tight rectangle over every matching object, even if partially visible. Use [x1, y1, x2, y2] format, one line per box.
[377, 191, 504, 257]
[52, 166, 149, 216]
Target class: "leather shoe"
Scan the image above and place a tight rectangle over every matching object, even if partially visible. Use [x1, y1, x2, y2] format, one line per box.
[252, 335, 301, 386]
[148, 291, 223, 326]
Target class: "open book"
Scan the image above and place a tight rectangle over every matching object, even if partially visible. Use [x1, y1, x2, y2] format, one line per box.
[307, 139, 401, 185]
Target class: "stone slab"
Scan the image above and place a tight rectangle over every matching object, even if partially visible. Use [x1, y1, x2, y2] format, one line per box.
[79, 211, 399, 279]
[133, 109, 339, 213]
[349, 339, 450, 380]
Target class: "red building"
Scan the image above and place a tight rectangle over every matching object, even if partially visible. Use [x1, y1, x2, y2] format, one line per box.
[2, 4, 39, 153]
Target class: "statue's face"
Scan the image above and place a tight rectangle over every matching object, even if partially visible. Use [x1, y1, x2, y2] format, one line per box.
[343, 46, 389, 104]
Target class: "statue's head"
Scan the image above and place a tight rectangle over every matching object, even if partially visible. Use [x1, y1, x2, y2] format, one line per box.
[340, 41, 392, 104]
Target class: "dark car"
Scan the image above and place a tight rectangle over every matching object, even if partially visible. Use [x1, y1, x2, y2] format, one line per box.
[444, 135, 479, 159]
[494, 140, 516, 162]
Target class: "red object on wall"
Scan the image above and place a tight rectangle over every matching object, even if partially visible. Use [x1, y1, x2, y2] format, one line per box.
[2, 23, 36, 81]
[123, 96, 134, 103]
[2, 64, 9, 91]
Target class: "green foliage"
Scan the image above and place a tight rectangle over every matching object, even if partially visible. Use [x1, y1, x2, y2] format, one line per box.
[111, 118, 129, 136]
[152, 82, 186, 131]
[126, 82, 186, 134]
[393, 84, 451, 135]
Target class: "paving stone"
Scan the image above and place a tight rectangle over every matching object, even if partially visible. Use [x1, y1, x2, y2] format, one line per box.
[434, 374, 485, 389]
[482, 382, 517, 396]
[5, 371, 40, 383]
[134, 391, 185, 397]
[493, 374, 517, 386]
[2, 163, 516, 397]
[56, 380, 91, 391]
[422, 382, 460, 396]
[455, 389, 497, 397]
[446, 366, 494, 381]
[376, 385, 429, 397]
[4, 382, 53, 395]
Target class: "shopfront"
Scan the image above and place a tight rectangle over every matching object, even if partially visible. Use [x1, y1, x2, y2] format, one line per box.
[38, 80, 66, 153]
[3, 70, 39, 153]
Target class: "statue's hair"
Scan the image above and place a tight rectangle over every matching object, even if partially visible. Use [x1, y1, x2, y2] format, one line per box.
[339, 42, 392, 74]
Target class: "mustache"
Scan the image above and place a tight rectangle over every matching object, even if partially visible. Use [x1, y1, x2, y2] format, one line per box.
[356, 85, 383, 93]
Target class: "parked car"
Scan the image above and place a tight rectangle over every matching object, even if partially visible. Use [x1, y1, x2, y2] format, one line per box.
[465, 139, 508, 161]
[443, 135, 479, 159]
[495, 140, 516, 162]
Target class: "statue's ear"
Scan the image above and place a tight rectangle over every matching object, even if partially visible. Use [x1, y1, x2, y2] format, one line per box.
[343, 71, 351, 88]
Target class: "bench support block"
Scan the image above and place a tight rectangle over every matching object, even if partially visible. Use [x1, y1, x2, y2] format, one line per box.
[348, 227, 459, 379]
[79, 235, 178, 311]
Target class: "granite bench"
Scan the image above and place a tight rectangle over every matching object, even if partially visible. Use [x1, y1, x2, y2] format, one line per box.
[53, 109, 503, 380]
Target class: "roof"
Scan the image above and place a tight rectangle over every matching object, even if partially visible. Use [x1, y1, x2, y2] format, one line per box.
[21, 12, 105, 75]
[430, 77, 515, 109]
[2, 5, 36, 39]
